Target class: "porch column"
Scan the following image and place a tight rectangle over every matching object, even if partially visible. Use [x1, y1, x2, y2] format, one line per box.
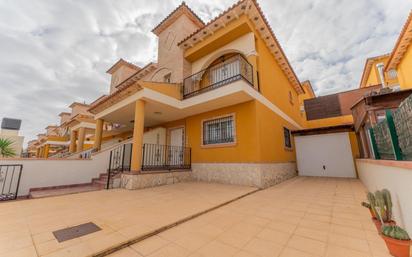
[39, 146, 44, 158]
[131, 99, 145, 172]
[69, 130, 77, 153]
[77, 127, 86, 152]
[93, 119, 104, 151]
[44, 144, 50, 158]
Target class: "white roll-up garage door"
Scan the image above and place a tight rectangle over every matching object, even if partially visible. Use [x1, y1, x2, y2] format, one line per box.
[295, 132, 357, 178]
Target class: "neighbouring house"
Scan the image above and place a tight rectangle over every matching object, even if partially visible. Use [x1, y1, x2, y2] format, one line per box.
[385, 10, 412, 90]
[0, 118, 24, 157]
[359, 54, 400, 91]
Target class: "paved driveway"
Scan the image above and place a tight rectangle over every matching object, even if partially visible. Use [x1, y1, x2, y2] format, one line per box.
[109, 177, 394, 257]
[0, 182, 256, 257]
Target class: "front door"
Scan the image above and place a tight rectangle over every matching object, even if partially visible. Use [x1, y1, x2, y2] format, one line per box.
[169, 127, 184, 167]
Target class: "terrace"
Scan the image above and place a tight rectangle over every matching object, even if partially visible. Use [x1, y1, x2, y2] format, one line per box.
[0, 177, 400, 257]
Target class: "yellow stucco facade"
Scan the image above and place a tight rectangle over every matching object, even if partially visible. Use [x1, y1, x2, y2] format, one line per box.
[396, 45, 412, 89]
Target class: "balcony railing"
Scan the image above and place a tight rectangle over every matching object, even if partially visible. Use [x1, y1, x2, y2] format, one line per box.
[183, 54, 253, 99]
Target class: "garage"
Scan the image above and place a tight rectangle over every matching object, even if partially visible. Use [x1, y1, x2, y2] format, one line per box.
[292, 125, 357, 178]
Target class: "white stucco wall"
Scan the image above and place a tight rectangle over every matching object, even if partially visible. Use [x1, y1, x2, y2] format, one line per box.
[191, 32, 256, 73]
[0, 147, 113, 196]
[356, 159, 412, 234]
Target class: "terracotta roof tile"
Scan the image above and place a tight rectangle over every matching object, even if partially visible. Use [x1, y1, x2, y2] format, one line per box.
[386, 10, 412, 71]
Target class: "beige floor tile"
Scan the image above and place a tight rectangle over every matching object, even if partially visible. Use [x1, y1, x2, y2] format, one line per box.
[217, 229, 256, 248]
[330, 224, 366, 239]
[287, 235, 327, 256]
[130, 235, 170, 256]
[195, 240, 239, 257]
[242, 238, 283, 257]
[328, 234, 370, 253]
[256, 228, 291, 245]
[147, 243, 190, 257]
[294, 227, 329, 242]
[279, 247, 318, 257]
[0, 245, 38, 257]
[267, 221, 297, 234]
[233, 250, 260, 257]
[174, 232, 213, 252]
[325, 244, 372, 257]
[298, 219, 331, 232]
[109, 247, 143, 257]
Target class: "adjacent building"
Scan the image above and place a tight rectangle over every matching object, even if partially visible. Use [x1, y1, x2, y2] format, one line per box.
[0, 118, 24, 157]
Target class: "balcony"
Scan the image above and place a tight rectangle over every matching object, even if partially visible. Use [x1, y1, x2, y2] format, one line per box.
[183, 54, 254, 99]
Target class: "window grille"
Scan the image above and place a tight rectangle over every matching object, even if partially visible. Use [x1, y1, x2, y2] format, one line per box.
[203, 116, 235, 145]
[284, 127, 292, 149]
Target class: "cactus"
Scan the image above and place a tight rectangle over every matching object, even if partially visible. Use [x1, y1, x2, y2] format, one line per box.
[381, 225, 411, 240]
[367, 192, 378, 218]
[382, 189, 393, 221]
[361, 202, 371, 209]
[374, 189, 393, 223]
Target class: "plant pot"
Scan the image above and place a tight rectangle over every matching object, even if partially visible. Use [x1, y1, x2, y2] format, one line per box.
[381, 234, 411, 257]
[385, 220, 397, 226]
[372, 218, 382, 231]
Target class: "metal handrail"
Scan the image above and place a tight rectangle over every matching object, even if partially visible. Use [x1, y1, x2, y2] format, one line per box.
[183, 54, 254, 99]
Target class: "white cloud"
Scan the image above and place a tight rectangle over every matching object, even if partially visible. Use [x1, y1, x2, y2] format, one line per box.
[0, 0, 410, 145]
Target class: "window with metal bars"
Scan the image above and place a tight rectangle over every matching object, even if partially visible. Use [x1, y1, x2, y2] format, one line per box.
[283, 127, 292, 149]
[203, 116, 235, 145]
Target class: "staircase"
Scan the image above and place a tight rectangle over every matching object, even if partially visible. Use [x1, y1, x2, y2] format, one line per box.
[28, 172, 110, 199]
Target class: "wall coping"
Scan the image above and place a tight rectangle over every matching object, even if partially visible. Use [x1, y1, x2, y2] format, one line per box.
[0, 158, 90, 161]
[356, 158, 412, 170]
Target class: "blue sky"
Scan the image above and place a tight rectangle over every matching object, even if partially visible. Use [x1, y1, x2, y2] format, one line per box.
[0, 0, 411, 145]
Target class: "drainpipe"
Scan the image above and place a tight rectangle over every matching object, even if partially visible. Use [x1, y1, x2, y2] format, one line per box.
[376, 63, 386, 87]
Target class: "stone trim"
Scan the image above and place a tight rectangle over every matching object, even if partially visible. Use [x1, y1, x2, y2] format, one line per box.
[191, 162, 297, 188]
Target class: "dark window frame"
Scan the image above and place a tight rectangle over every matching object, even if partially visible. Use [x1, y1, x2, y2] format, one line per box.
[283, 127, 292, 149]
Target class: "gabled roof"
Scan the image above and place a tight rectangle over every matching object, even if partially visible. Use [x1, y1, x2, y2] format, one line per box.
[69, 102, 90, 108]
[89, 62, 157, 114]
[58, 112, 71, 117]
[177, 0, 303, 94]
[152, 2, 205, 36]
[106, 58, 141, 74]
[386, 10, 412, 71]
[359, 53, 390, 88]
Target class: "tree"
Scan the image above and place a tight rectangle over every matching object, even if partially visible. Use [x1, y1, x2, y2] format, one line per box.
[0, 138, 16, 157]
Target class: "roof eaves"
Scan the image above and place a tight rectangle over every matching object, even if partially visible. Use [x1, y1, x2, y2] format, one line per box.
[152, 2, 205, 36]
[386, 10, 412, 71]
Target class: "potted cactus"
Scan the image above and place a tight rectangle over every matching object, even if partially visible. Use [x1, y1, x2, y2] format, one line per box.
[381, 225, 411, 257]
[370, 189, 395, 231]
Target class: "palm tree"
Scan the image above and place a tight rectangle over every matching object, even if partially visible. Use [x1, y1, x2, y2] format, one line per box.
[0, 138, 16, 157]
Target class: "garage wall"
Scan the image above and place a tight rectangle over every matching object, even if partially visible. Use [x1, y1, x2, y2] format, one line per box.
[295, 132, 357, 178]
